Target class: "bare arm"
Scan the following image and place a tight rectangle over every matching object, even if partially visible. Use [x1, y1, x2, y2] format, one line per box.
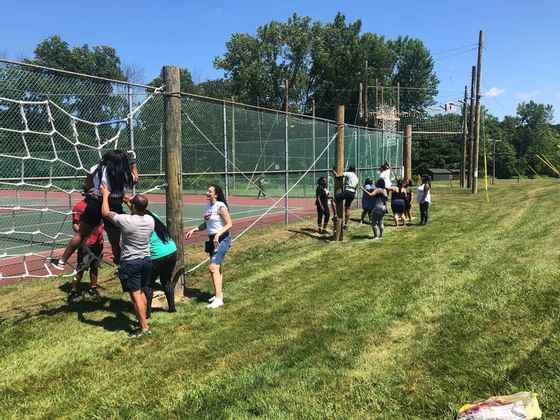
[72, 222, 80, 233]
[100, 184, 118, 223]
[332, 168, 342, 178]
[185, 222, 207, 240]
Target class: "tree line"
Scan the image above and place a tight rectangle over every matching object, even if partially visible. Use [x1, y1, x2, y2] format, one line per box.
[4, 13, 560, 178]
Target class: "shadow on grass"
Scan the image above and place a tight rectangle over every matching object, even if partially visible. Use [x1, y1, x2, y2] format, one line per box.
[37, 295, 135, 332]
[184, 287, 214, 304]
[288, 228, 333, 243]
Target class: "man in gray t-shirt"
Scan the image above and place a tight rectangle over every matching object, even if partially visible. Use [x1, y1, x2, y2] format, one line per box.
[100, 184, 154, 338]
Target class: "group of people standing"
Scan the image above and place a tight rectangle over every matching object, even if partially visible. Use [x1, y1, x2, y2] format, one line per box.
[50, 149, 233, 338]
[315, 162, 432, 239]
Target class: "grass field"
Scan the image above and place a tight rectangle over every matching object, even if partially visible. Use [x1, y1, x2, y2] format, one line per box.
[1, 179, 559, 418]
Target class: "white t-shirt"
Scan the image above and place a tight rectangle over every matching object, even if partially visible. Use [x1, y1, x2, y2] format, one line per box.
[380, 169, 392, 188]
[204, 201, 228, 235]
[417, 184, 431, 203]
[89, 164, 131, 197]
[343, 172, 359, 192]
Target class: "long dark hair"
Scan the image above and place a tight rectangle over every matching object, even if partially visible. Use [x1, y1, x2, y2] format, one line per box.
[95, 150, 133, 195]
[210, 184, 228, 208]
[145, 209, 172, 243]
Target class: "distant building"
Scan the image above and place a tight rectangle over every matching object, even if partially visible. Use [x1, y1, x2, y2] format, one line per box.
[425, 168, 452, 181]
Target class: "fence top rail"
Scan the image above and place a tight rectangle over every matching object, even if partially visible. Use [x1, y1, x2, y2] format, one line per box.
[0, 58, 158, 91]
[181, 92, 396, 134]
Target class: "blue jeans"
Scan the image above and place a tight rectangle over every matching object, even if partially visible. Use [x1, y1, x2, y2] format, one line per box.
[210, 234, 232, 265]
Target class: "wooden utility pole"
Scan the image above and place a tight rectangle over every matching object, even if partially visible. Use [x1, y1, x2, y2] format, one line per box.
[461, 85, 468, 187]
[334, 105, 345, 241]
[374, 78, 378, 126]
[404, 124, 412, 181]
[163, 66, 185, 298]
[472, 30, 484, 194]
[364, 60, 369, 127]
[396, 82, 400, 132]
[467, 65, 476, 189]
[358, 83, 363, 124]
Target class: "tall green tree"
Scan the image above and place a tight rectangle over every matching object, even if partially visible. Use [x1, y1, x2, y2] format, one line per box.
[388, 36, 439, 112]
[30, 35, 125, 80]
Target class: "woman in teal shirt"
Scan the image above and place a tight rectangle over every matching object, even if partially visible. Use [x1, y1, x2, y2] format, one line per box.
[144, 210, 178, 316]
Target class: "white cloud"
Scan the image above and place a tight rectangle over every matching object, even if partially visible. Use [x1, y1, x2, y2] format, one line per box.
[516, 89, 541, 99]
[485, 87, 506, 97]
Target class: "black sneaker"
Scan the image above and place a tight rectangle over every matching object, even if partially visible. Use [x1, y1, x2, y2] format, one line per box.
[66, 290, 81, 304]
[88, 287, 100, 297]
[127, 328, 152, 338]
[48, 258, 66, 271]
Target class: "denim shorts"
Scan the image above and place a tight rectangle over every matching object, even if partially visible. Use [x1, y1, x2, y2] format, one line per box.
[209, 233, 232, 265]
[118, 257, 152, 292]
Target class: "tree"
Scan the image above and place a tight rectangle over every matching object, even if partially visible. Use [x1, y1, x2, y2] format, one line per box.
[388, 36, 439, 112]
[214, 14, 439, 120]
[30, 35, 125, 80]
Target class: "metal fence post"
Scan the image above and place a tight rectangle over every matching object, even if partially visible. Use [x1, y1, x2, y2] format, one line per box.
[128, 84, 135, 194]
[223, 101, 229, 200]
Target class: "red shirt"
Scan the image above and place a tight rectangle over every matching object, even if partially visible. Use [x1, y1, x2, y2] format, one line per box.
[72, 200, 104, 246]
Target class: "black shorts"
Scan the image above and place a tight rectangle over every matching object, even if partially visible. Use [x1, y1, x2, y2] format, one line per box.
[335, 190, 356, 209]
[81, 196, 124, 230]
[391, 199, 406, 214]
[77, 243, 103, 271]
[118, 257, 152, 293]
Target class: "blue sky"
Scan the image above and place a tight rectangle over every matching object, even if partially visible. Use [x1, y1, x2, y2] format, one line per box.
[1, 0, 559, 121]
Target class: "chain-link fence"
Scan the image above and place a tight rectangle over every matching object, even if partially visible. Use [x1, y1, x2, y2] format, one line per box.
[0, 59, 402, 278]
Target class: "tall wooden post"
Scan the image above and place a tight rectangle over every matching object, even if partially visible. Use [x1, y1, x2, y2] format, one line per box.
[364, 60, 368, 127]
[467, 65, 476, 189]
[334, 105, 345, 241]
[396, 82, 400, 132]
[284, 80, 289, 225]
[472, 30, 484, 194]
[460, 85, 468, 187]
[163, 66, 185, 298]
[358, 83, 363, 123]
[404, 124, 412, 181]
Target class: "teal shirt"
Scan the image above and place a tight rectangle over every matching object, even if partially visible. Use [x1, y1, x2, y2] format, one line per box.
[149, 214, 177, 259]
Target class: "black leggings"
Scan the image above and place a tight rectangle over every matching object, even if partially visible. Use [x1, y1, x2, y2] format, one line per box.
[420, 202, 430, 224]
[316, 204, 330, 227]
[144, 252, 177, 316]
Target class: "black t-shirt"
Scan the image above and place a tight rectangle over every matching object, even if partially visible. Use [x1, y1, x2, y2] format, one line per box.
[316, 185, 329, 206]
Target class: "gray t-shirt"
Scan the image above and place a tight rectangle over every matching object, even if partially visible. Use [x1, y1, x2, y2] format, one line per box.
[113, 214, 155, 261]
[343, 171, 359, 192]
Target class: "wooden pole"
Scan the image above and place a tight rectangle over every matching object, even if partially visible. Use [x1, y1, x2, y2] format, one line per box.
[374, 78, 378, 127]
[472, 30, 484, 194]
[163, 65, 185, 299]
[364, 60, 368, 127]
[231, 96, 236, 193]
[461, 85, 468, 187]
[492, 138, 496, 184]
[358, 82, 363, 124]
[396, 82, 400, 132]
[284, 80, 289, 225]
[404, 124, 412, 181]
[334, 105, 345, 241]
[467, 65, 476, 189]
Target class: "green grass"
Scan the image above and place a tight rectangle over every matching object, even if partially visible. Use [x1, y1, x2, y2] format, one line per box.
[1, 179, 559, 418]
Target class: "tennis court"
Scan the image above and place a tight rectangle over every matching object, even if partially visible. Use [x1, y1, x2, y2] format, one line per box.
[0, 193, 289, 256]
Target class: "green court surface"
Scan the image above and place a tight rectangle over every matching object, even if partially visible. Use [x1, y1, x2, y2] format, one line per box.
[0, 199, 284, 256]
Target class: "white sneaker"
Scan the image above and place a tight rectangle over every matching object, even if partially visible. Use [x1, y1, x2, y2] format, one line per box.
[371, 236, 379, 240]
[208, 296, 215, 303]
[207, 298, 224, 309]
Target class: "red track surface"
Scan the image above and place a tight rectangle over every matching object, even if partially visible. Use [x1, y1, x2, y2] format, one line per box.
[0, 193, 316, 286]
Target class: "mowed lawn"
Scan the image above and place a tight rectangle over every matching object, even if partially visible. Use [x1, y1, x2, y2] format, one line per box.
[1, 179, 559, 418]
